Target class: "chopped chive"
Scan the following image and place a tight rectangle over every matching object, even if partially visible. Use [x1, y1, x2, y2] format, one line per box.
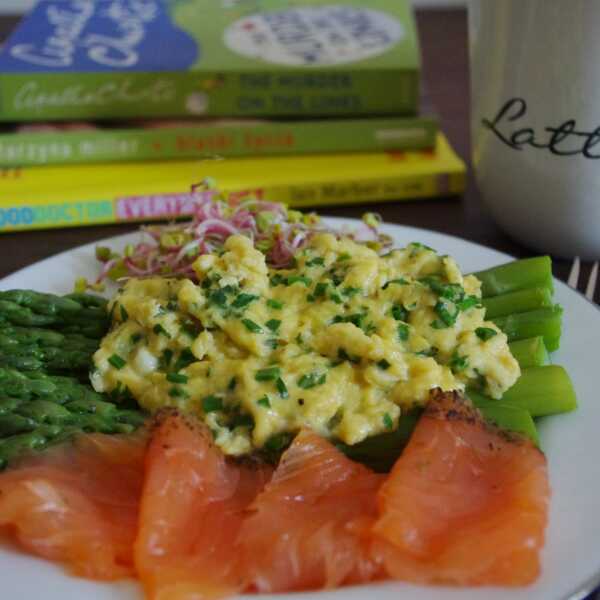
[449, 351, 469, 373]
[307, 256, 325, 266]
[160, 348, 173, 369]
[329, 292, 343, 304]
[265, 319, 281, 333]
[420, 277, 464, 302]
[329, 270, 345, 287]
[108, 354, 126, 369]
[270, 274, 286, 287]
[314, 282, 328, 297]
[298, 372, 326, 389]
[167, 372, 188, 384]
[333, 312, 364, 328]
[208, 289, 228, 306]
[382, 277, 408, 290]
[153, 323, 171, 338]
[458, 295, 481, 311]
[230, 413, 254, 428]
[327, 410, 343, 430]
[257, 395, 271, 408]
[410, 242, 435, 252]
[475, 327, 498, 341]
[181, 320, 200, 338]
[174, 348, 196, 371]
[434, 299, 459, 327]
[228, 377, 237, 391]
[231, 293, 258, 309]
[119, 304, 128, 321]
[166, 300, 178, 311]
[416, 347, 438, 358]
[255, 366, 281, 381]
[377, 359, 391, 370]
[168, 386, 188, 398]
[338, 348, 360, 364]
[222, 284, 238, 295]
[264, 432, 293, 452]
[265, 338, 279, 349]
[267, 298, 284, 310]
[338, 252, 351, 261]
[391, 304, 408, 322]
[276, 377, 288, 398]
[383, 413, 394, 429]
[242, 318, 262, 333]
[202, 395, 223, 413]
[342, 286, 360, 297]
[397, 323, 409, 341]
[287, 275, 312, 286]
[130, 333, 142, 344]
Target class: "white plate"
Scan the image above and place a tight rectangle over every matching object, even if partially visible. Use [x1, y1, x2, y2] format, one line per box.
[1, 218, 599, 600]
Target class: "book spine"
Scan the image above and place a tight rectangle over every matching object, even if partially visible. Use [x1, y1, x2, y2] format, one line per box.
[0, 117, 437, 167]
[0, 167, 465, 233]
[0, 69, 417, 123]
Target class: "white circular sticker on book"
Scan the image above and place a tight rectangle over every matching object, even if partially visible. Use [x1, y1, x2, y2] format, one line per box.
[223, 5, 405, 66]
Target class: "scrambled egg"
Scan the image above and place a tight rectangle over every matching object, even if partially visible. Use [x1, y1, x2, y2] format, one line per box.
[92, 234, 520, 455]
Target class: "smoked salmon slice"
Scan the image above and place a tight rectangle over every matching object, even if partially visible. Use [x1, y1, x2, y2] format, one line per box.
[0, 431, 147, 580]
[134, 413, 272, 600]
[372, 389, 550, 586]
[238, 429, 385, 593]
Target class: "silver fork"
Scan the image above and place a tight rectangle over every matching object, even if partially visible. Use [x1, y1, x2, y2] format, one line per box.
[567, 257, 599, 302]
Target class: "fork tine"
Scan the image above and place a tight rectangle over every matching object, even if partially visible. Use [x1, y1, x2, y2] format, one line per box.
[567, 256, 580, 289]
[585, 261, 598, 301]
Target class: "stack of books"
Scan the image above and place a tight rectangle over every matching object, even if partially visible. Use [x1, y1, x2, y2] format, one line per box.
[0, 0, 466, 233]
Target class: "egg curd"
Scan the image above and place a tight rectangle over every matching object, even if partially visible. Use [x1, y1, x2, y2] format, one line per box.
[91, 233, 520, 456]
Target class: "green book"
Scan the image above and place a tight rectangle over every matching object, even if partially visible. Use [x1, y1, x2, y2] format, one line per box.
[0, 114, 437, 167]
[0, 0, 421, 122]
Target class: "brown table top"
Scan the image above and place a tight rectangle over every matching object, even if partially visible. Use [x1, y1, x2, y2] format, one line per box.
[0, 10, 597, 304]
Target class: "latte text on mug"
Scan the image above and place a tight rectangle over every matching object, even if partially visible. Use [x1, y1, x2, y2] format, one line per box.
[481, 97, 600, 159]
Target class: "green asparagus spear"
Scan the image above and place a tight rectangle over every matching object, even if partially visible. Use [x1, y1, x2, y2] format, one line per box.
[337, 413, 420, 472]
[0, 425, 63, 470]
[508, 337, 549, 368]
[0, 395, 147, 468]
[468, 365, 577, 418]
[473, 256, 553, 298]
[0, 347, 94, 373]
[0, 326, 97, 350]
[339, 382, 545, 471]
[0, 367, 105, 404]
[493, 305, 563, 351]
[499, 365, 577, 417]
[0, 397, 21, 415]
[0, 414, 38, 436]
[63, 293, 108, 309]
[482, 287, 553, 319]
[470, 396, 540, 446]
[0, 290, 150, 469]
[0, 290, 109, 338]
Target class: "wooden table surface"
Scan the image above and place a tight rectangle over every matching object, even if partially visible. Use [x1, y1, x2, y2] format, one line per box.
[0, 8, 597, 303]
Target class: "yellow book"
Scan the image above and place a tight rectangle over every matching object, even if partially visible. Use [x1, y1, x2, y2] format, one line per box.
[0, 133, 465, 233]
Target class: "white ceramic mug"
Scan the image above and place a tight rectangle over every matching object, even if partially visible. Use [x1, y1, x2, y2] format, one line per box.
[469, 0, 600, 260]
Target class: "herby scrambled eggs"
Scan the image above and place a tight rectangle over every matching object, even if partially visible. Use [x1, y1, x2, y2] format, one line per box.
[92, 234, 520, 455]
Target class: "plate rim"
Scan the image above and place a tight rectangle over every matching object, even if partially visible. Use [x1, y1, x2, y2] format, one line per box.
[0, 217, 598, 600]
